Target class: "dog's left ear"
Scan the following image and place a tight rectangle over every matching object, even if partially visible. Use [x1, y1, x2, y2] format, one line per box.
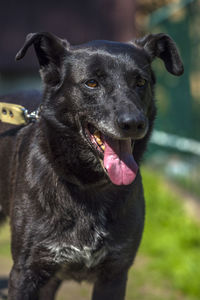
[16, 32, 69, 86]
[135, 33, 184, 76]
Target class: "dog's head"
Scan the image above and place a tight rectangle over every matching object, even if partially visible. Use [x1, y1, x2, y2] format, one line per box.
[16, 32, 183, 187]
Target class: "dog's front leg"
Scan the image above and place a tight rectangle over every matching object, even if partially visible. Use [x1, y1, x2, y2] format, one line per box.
[92, 271, 128, 300]
[8, 264, 54, 300]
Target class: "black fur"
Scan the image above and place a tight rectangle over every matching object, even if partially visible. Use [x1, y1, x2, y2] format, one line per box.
[0, 32, 183, 300]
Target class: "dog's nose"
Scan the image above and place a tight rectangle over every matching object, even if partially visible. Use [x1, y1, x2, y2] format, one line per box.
[117, 113, 146, 138]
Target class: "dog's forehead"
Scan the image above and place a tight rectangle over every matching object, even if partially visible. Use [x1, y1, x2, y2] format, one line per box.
[70, 40, 149, 74]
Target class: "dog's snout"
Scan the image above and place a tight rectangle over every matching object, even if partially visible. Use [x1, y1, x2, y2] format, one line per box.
[117, 113, 147, 138]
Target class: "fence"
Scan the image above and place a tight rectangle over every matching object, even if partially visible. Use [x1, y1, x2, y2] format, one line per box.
[147, 0, 200, 149]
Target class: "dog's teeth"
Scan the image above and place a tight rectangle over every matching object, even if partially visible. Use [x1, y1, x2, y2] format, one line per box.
[94, 131, 103, 145]
[96, 138, 102, 145]
[94, 131, 101, 138]
[92, 130, 105, 151]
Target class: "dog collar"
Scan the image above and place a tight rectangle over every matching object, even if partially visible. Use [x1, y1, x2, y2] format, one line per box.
[0, 102, 39, 125]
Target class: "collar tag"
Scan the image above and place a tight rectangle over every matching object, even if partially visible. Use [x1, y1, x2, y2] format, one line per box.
[0, 102, 27, 125]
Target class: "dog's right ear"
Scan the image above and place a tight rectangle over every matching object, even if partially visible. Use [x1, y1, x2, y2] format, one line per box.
[16, 32, 69, 86]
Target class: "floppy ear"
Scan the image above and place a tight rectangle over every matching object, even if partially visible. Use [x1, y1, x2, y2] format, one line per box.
[135, 33, 184, 76]
[16, 32, 69, 85]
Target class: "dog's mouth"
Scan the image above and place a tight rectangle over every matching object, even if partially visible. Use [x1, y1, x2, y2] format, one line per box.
[85, 123, 138, 186]
[86, 124, 105, 156]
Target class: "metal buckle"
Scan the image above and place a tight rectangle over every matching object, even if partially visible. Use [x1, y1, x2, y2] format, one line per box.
[22, 108, 40, 124]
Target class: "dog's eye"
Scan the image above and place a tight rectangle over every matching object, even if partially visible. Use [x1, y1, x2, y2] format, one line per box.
[85, 79, 98, 89]
[136, 78, 146, 87]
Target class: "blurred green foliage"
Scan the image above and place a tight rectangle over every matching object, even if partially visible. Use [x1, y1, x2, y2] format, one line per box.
[137, 167, 200, 299]
[176, 176, 200, 198]
[0, 223, 10, 256]
[149, 1, 200, 141]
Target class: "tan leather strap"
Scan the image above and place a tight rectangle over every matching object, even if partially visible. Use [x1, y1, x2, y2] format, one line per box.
[0, 102, 27, 125]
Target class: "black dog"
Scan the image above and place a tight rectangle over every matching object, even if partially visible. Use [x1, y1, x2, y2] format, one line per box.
[0, 32, 183, 300]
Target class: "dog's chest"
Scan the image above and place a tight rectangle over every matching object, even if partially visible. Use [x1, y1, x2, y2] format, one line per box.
[47, 226, 108, 269]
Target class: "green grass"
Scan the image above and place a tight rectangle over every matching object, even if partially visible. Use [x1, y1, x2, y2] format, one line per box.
[135, 167, 200, 299]
[0, 167, 200, 299]
[0, 222, 11, 256]
[175, 175, 200, 199]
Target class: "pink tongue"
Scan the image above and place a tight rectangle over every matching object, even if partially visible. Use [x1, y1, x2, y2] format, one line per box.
[103, 138, 138, 186]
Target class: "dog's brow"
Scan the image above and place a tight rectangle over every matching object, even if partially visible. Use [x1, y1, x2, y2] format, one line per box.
[140, 63, 151, 71]
[137, 62, 151, 71]
[86, 54, 118, 74]
[127, 67, 149, 79]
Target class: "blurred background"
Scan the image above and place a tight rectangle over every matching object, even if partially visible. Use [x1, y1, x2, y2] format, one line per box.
[0, 0, 200, 299]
